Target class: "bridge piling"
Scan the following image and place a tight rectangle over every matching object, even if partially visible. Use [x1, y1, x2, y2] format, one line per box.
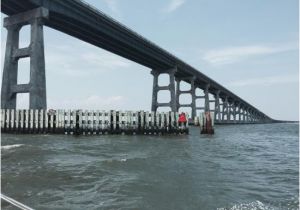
[1, 7, 48, 110]
[175, 76, 197, 119]
[151, 67, 177, 112]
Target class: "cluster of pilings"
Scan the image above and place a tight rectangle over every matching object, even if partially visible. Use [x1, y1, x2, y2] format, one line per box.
[1, 109, 189, 135]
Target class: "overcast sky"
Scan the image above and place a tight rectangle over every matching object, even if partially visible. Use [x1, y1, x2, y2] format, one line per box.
[1, 0, 299, 121]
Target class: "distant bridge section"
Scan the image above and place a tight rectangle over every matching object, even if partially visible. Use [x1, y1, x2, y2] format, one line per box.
[1, 0, 274, 123]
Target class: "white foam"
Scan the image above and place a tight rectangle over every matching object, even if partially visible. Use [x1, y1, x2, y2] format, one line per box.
[1, 144, 24, 150]
[217, 200, 274, 210]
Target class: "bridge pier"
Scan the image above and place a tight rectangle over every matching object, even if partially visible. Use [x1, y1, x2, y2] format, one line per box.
[1, 7, 48, 109]
[175, 76, 196, 119]
[214, 91, 221, 123]
[151, 67, 177, 112]
[204, 84, 210, 112]
[222, 96, 229, 122]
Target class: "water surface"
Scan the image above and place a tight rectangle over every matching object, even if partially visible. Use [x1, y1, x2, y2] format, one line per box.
[1, 123, 299, 209]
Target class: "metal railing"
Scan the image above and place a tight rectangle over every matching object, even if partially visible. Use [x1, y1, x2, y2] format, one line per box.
[1, 193, 34, 210]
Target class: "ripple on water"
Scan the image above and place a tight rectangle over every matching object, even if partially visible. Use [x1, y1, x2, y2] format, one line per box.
[1, 123, 299, 210]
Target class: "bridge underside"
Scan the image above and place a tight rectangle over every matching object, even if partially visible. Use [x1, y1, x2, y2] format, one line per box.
[1, 1, 274, 124]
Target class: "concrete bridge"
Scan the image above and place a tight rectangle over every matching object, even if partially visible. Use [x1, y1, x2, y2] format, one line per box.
[1, 0, 274, 124]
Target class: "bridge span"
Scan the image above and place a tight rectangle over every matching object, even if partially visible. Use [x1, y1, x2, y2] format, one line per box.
[1, 0, 274, 124]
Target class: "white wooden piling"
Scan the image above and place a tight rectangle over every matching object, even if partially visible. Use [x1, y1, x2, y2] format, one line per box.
[10, 109, 15, 132]
[20, 110, 24, 130]
[1, 109, 188, 135]
[78, 110, 82, 132]
[133, 111, 138, 130]
[150, 111, 155, 128]
[112, 110, 117, 131]
[160, 113, 165, 129]
[39, 110, 44, 132]
[25, 110, 29, 131]
[49, 112, 54, 130]
[34, 110, 39, 131]
[44, 110, 48, 131]
[15, 110, 19, 131]
[145, 111, 149, 129]
[1, 109, 5, 130]
[90, 111, 94, 134]
[166, 112, 170, 130]
[94, 110, 99, 133]
[170, 112, 175, 129]
[155, 112, 160, 128]
[140, 111, 144, 131]
[29, 110, 34, 131]
[5, 109, 9, 131]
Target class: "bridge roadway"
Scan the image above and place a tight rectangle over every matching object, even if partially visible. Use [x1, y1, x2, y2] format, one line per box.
[1, 0, 273, 123]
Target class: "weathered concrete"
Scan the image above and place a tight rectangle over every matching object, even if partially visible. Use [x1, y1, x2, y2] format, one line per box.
[214, 91, 221, 122]
[175, 76, 196, 119]
[151, 67, 177, 112]
[1, 7, 48, 110]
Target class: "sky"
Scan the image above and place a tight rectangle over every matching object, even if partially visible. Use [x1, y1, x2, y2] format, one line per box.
[1, 0, 299, 121]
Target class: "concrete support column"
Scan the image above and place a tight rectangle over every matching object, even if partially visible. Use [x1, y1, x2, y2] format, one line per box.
[175, 76, 196, 119]
[29, 17, 47, 109]
[214, 90, 221, 122]
[190, 78, 196, 119]
[222, 96, 228, 121]
[204, 84, 210, 112]
[151, 67, 177, 112]
[151, 70, 159, 112]
[175, 78, 180, 110]
[238, 105, 241, 122]
[233, 102, 237, 123]
[227, 101, 231, 123]
[246, 108, 250, 122]
[169, 69, 177, 112]
[1, 24, 20, 109]
[242, 108, 245, 122]
[1, 7, 49, 110]
[244, 109, 248, 122]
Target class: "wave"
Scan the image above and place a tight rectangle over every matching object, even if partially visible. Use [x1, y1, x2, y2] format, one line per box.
[218, 200, 275, 210]
[1, 144, 24, 150]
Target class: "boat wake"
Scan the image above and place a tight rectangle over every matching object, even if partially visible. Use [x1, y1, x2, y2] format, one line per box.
[1, 144, 24, 150]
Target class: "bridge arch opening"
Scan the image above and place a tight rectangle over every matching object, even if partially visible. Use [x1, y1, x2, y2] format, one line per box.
[19, 25, 30, 48]
[195, 87, 204, 97]
[17, 57, 30, 84]
[196, 98, 205, 108]
[158, 73, 170, 86]
[179, 94, 192, 104]
[179, 81, 191, 91]
[157, 90, 171, 103]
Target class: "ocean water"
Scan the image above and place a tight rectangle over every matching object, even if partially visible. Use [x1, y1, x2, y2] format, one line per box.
[1, 123, 299, 210]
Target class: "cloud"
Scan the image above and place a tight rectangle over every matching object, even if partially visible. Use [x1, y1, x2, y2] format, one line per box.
[227, 74, 299, 87]
[48, 95, 126, 110]
[45, 42, 132, 77]
[164, 0, 186, 13]
[16, 94, 126, 110]
[202, 44, 298, 65]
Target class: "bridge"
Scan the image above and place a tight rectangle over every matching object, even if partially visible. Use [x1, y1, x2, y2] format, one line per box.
[1, 0, 274, 124]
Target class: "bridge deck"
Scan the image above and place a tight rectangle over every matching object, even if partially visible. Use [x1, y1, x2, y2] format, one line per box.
[1, 0, 270, 120]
